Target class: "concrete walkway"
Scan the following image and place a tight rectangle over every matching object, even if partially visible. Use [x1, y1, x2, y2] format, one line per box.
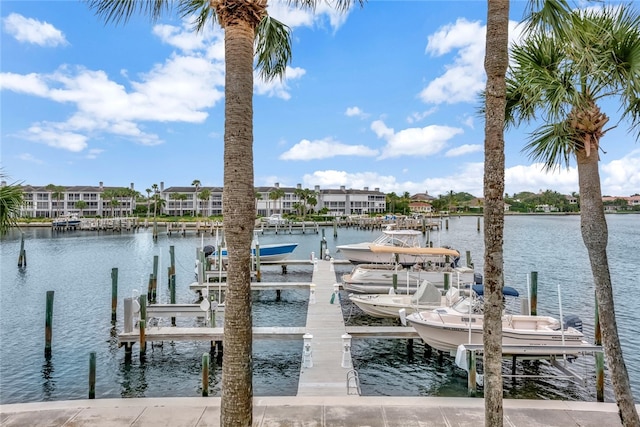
[0, 396, 631, 426]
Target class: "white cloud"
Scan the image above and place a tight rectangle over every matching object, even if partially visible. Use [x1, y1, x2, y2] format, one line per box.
[280, 137, 378, 160]
[345, 106, 367, 118]
[420, 18, 522, 105]
[17, 153, 43, 164]
[601, 150, 640, 196]
[255, 66, 306, 100]
[267, 0, 352, 32]
[85, 148, 104, 159]
[24, 124, 88, 152]
[372, 120, 464, 160]
[2, 13, 68, 47]
[407, 108, 438, 124]
[446, 144, 482, 157]
[505, 163, 578, 195]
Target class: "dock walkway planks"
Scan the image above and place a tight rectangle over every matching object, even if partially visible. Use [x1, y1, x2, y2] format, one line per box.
[297, 259, 350, 396]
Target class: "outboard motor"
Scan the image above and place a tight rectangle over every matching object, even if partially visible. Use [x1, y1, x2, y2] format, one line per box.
[563, 314, 583, 332]
[474, 273, 483, 285]
[203, 245, 215, 257]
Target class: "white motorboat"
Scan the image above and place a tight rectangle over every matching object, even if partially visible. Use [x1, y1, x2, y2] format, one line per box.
[349, 280, 454, 318]
[405, 295, 588, 355]
[342, 262, 478, 294]
[336, 229, 421, 264]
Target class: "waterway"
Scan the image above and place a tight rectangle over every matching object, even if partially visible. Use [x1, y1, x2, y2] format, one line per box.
[1, 214, 638, 404]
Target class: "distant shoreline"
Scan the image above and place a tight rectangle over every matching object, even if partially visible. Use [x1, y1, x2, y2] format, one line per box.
[13, 211, 638, 229]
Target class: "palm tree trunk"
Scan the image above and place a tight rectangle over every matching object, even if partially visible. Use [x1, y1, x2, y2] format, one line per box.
[577, 149, 640, 426]
[483, 1, 509, 425]
[220, 13, 256, 427]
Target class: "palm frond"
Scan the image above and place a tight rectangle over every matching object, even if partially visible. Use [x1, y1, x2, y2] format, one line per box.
[84, 0, 171, 25]
[0, 179, 24, 235]
[255, 16, 292, 81]
[523, 0, 573, 37]
[177, 0, 218, 32]
[523, 121, 576, 170]
[285, 0, 365, 13]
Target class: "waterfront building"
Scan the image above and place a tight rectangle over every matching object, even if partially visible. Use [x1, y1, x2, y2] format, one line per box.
[13, 181, 387, 218]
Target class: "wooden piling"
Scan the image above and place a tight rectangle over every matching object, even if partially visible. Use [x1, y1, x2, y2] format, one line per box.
[139, 319, 146, 359]
[255, 243, 261, 282]
[89, 352, 96, 399]
[170, 274, 176, 326]
[151, 255, 159, 303]
[169, 245, 176, 283]
[44, 290, 54, 358]
[202, 353, 210, 396]
[466, 250, 473, 268]
[443, 272, 450, 291]
[18, 232, 27, 267]
[467, 350, 477, 396]
[477, 217, 481, 232]
[595, 294, 604, 402]
[111, 268, 118, 323]
[530, 271, 538, 315]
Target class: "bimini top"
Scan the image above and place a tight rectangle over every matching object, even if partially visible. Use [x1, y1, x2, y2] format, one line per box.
[368, 245, 460, 258]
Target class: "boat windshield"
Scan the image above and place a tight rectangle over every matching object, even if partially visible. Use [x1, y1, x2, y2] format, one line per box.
[374, 230, 421, 248]
[451, 296, 483, 314]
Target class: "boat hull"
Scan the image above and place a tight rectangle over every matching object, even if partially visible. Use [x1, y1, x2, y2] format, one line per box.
[343, 265, 476, 292]
[215, 243, 298, 262]
[407, 311, 586, 355]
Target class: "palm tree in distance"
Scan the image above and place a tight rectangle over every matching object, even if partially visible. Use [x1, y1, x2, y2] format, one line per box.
[85, 2, 365, 424]
[270, 188, 285, 216]
[191, 179, 201, 217]
[75, 200, 88, 217]
[506, 1, 640, 424]
[151, 184, 159, 218]
[145, 188, 152, 218]
[199, 188, 211, 217]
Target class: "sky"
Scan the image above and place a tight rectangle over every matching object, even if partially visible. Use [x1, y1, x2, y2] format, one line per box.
[1, 1, 639, 198]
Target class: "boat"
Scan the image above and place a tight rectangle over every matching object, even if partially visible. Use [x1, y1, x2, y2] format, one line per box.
[350, 283, 519, 319]
[348, 280, 452, 318]
[336, 228, 461, 266]
[404, 295, 588, 356]
[52, 214, 81, 227]
[342, 262, 479, 294]
[204, 242, 298, 262]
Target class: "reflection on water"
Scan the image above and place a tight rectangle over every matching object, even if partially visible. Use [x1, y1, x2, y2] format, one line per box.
[41, 358, 56, 399]
[1, 215, 638, 404]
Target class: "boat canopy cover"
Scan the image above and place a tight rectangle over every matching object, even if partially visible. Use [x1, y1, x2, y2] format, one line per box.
[368, 245, 460, 257]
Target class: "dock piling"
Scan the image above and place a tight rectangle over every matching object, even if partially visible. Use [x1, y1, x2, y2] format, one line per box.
[44, 290, 54, 358]
[89, 352, 96, 399]
[202, 353, 210, 396]
[18, 232, 27, 267]
[530, 272, 538, 315]
[111, 268, 118, 323]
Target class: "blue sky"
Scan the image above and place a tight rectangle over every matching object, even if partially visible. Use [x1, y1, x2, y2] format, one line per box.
[1, 1, 638, 198]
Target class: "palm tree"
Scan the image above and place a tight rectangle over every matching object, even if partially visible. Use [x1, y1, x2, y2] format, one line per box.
[170, 192, 184, 216]
[87, 1, 358, 424]
[75, 200, 88, 217]
[50, 185, 65, 218]
[45, 183, 56, 219]
[482, 0, 510, 425]
[191, 179, 201, 217]
[199, 188, 211, 217]
[506, 2, 640, 424]
[0, 174, 24, 235]
[254, 191, 263, 216]
[270, 188, 285, 216]
[151, 184, 159, 218]
[145, 188, 152, 218]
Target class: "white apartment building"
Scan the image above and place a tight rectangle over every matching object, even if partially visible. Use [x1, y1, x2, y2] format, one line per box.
[14, 181, 387, 218]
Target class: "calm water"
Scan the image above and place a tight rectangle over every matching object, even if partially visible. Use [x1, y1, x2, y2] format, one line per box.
[1, 215, 638, 404]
